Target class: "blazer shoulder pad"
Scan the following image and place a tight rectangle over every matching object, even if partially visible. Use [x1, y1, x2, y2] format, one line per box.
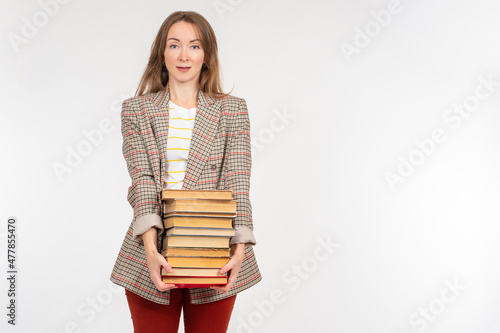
[122, 92, 157, 108]
[216, 94, 244, 103]
[216, 94, 247, 115]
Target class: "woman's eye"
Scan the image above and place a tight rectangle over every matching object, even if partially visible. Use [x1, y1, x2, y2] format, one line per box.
[192, 45, 200, 49]
[169, 44, 178, 48]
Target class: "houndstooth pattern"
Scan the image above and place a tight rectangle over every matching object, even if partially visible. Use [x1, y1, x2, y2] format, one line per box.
[109, 83, 262, 304]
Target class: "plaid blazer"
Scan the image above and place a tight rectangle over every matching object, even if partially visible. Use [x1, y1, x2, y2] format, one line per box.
[109, 84, 262, 305]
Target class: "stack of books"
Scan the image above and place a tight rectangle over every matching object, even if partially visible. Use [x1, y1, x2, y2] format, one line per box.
[160, 189, 237, 288]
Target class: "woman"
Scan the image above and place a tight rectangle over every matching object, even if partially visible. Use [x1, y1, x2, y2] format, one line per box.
[109, 10, 262, 333]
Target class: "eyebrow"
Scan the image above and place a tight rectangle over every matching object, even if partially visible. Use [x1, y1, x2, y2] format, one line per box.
[167, 38, 200, 43]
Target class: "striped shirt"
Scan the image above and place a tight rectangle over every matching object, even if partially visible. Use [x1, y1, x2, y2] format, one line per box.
[164, 100, 197, 189]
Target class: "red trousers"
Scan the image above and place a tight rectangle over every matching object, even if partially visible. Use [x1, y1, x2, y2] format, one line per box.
[125, 288, 236, 333]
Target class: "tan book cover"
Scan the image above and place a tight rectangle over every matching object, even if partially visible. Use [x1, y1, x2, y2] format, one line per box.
[165, 256, 230, 268]
[161, 189, 233, 201]
[161, 235, 230, 249]
[162, 276, 227, 285]
[165, 226, 235, 237]
[163, 199, 237, 214]
[161, 247, 231, 258]
[163, 212, 236, 219]
[163, 215, 234, 229]
[161, 267, 226, 277]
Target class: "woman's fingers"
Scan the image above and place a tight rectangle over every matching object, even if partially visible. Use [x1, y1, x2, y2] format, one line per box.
[219, 257, 235, 275]
[211, 267, 239, 293]
[211, 255, 243, 293]
[160, 255, 173, 273]
[153, 273, 177, 292]
[147, 251, 177, 292]
[156, 256, 177, 291]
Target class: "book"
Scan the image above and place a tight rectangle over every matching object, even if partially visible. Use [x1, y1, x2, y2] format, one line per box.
[163, 212, 236, 219]
[165, 226, 236, 237]
[163, 214, 234, 229]
[162, 189, 233, 201]
[159, 190, 235, 288]
[164, 256, 230, 268]
[161, 235, 230, 249]
[162, 276, 227, 287]
[161, 267, 226, 276]
[161, 247, 230, 257]
[163, 199, 237, 214]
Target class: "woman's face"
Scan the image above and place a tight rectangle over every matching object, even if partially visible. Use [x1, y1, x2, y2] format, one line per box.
[164, 21, 205, 86]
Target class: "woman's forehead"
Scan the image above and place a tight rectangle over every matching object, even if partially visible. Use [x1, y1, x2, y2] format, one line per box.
[167, 21, 200, 40]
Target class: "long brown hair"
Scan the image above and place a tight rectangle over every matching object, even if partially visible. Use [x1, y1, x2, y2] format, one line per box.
[135, 11, 232, 99]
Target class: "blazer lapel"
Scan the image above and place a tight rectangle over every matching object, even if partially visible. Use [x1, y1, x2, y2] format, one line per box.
[183, 89, 221, 189]
[152, 83, 221, 190]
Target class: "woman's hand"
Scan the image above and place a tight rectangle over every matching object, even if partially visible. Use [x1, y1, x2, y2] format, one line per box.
[142, 227, 177, 292]
[211, 243, 245, 294]
[145, 249, 178, 292]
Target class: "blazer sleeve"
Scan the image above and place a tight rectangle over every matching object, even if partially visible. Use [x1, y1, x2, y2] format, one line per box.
[227, 98, 257, 246]
[121, 99, 163, 243]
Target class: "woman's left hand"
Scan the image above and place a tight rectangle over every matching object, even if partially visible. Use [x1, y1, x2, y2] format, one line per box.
[211, 243, 245, 294]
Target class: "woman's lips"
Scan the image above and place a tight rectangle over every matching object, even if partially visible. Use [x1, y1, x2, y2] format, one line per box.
[177, 66, 191, 72]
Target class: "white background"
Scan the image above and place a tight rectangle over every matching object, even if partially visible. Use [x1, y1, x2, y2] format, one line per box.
[1, 0, 500, 332]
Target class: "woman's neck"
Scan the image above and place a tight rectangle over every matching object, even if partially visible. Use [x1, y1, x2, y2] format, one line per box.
[168, 81, 199, 109]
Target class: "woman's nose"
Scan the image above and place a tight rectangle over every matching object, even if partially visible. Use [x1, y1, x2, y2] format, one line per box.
[180, 47, 188, 61]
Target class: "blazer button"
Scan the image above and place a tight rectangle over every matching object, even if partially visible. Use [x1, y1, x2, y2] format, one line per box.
[211, 164, 217, 170]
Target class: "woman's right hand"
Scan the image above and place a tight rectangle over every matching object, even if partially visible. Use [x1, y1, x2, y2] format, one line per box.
[145, 250, 178, 292]
[142, 226, 177, 292]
